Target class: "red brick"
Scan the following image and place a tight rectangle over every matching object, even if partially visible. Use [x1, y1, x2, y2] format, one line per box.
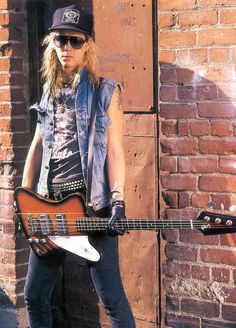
[160, 104, 197, 119]
[212, 267, 230, 283]
[159, 0, 196, 10]
[159, 50, 176, 64]
[211, 193, 233, 211]
[162, 191, 178, 207]
[161, 120, 177, 136]
[220, 9, 236, 24]
[160, 67, 177, 83]
[222, 304, 236, 321]
[211, 121, 232, 136]
[199, 29, 236, 46]
[176, 49, 208, 66]
[220, 234, 236, 248]
[0, 58, 10, 71]
[178, 121, 189, 136]
[166, 295, 180, 312]
[161, 229, 179, 242]
[0, 133, 13, 147]
[199, 138, 236, 155]
[160, 85, 177, 101]
[218, 83, 236, 99]
[0, 87, 10, 101]
[161, 138, 198, 155]
[0, 12, 9, 25]
[191, 121, 210, 136]
[181, 299, 219, 317]
[0, 73, 10, 85]
[179, 191, 190, 208]
[161, 174, 197, 191]
[210, 48, 229, 63]
[0, 28, 9, 41]
[190, 48, 208, 65]
[0, 118, 11, 132]
[191, 193, 211, 208]
[159, 31, 196, 48]
[219, 158, 236, 174]
[178, 157, 217, 173]
[178, 85, 217, 101]
[176, 68, 203, 84]
[198, 102, 236, 118]
[199, 0, 236, 5]
[179, 229, 219, 245]
[166, 313, 200, 328]
[201, 248, 236, 266]
[199, 176, 236, 192]
[176, 49, 190, 66]
[192, 265, 210, 280]
[203, 315, 236, 326]
[179, 10, 217, 27]
[166, 208, 198, 220]
[163, 259, 191, 278]
[165, 243, 198, 261]
[160, 156, 177, 172]
[159, 13, 175, 29]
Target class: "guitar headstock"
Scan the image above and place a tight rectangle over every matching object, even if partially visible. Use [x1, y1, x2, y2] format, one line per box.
[197, 211, 236, 235]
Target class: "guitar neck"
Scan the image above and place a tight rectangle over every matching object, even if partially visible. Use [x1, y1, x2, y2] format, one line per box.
[76, 218, 205, 232]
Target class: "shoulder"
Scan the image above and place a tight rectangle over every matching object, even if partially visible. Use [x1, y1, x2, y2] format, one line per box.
[97, 77, 120, 111]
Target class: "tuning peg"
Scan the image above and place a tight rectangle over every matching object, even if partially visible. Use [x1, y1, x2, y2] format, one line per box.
[229, 205, 236, 213]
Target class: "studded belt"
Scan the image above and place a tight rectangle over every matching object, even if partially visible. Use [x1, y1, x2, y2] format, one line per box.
[48, 179, 85, 193]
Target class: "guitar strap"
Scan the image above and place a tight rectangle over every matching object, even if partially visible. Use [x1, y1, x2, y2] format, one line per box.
[86, 78, 103, 210]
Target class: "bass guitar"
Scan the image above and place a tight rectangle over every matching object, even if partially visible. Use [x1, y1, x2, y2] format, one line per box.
[14, 187, 236, 261]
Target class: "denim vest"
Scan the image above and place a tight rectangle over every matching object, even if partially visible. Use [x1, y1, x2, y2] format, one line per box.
[33, 68, 117, 211]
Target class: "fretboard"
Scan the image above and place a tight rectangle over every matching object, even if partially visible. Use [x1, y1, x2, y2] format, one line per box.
[27, 216, 208, 236]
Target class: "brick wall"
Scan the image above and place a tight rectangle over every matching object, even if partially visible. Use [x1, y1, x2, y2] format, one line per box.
[0, 0, 30, 325]
[159, 0, 236, 327]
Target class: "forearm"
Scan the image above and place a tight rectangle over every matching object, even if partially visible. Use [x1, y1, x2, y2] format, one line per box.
[22, 127, 43, 190]
[106, 145, 126, 201]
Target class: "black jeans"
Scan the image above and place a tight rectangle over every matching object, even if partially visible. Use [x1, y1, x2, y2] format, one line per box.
[24, 230, 135, 327]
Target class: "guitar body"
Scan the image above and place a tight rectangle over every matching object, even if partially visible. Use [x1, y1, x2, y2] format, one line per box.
[14, 187, 101, 261]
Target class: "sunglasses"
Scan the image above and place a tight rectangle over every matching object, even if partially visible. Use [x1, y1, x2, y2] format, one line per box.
[53, 35, 87, 49]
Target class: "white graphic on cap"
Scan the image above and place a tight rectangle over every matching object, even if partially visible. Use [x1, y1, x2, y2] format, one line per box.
[62, 9, 80, 24]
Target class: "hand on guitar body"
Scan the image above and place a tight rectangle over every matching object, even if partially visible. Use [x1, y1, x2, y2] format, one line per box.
[107, 199, 126, 236]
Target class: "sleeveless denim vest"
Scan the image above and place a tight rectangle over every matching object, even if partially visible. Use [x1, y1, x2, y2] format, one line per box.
[33, 68, 117, 211]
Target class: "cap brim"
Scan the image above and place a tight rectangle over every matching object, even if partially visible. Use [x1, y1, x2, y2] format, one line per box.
[49, 25, 90, 36]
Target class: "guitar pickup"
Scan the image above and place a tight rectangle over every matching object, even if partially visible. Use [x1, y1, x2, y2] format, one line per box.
[56, 214, 68, 236]
[39, 214, 51, 235]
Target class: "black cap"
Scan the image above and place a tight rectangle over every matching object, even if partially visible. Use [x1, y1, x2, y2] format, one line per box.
[49, 5, 93, 37]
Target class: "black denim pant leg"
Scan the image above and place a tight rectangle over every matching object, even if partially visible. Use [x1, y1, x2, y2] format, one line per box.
[24, 250, 64, 328]
[88, 234, 136, 328]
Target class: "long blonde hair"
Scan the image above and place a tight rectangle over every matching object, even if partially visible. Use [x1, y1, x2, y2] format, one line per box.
[41, 32, 99, 99]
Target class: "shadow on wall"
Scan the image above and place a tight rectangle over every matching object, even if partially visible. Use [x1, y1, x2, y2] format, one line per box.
[0, 289, 18, 328]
